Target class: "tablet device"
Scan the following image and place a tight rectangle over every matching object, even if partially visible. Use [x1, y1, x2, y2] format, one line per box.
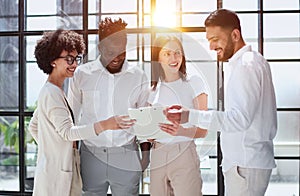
[128, 106, 173, 140]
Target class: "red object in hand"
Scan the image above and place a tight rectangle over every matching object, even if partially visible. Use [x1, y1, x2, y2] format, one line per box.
[165, 105, 183, 123]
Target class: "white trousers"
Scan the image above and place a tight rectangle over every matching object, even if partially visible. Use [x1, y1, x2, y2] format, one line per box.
[150, 141, 202, 196]
[224, 166, 272, 196]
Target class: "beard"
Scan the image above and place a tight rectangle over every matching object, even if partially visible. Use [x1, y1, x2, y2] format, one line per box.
[218, 38, 235, 62]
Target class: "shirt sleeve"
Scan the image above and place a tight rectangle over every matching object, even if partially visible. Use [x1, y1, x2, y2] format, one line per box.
[189, 109, 225, 132]
[189, 75, 209, 97]
[188, 58, 261, 133]
[28, 108, 39, 143]
[45, 89, 97, 141]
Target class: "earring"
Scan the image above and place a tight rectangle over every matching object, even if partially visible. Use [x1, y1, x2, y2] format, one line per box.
[52, 64, 55, 67]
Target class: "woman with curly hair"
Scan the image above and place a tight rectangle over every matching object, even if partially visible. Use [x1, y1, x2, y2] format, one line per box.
[29, 29, 134, 196]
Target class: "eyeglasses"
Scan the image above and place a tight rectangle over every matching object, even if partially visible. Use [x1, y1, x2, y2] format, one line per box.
[58, 55, 83, 65]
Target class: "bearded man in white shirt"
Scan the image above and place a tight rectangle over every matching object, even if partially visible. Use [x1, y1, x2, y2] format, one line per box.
[164, 9, 277, 196]
[68, 17, 151, 195]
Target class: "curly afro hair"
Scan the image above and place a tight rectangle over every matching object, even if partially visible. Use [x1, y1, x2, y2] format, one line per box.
[98, 17, 127, 41]
[34, 29, 85, 74]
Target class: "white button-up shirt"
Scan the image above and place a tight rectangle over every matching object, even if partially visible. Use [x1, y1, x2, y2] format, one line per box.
[68, 56, 150, 147]
[189, 45, 277, 172]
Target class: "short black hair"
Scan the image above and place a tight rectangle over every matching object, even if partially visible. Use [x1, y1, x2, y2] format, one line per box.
[205, 9, 241, 32]
[34, 29, 85, 74]
[98, 17, 127, 41]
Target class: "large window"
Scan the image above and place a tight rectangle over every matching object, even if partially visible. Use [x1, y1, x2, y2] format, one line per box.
[0, 0, 299, 195]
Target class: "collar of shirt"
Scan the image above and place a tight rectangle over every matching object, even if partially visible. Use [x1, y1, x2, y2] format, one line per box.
[228, 45, 252, 64]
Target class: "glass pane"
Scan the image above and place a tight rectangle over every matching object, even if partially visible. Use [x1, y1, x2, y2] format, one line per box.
[88, 0, 98, 13]
[274, 111, 300, 156]
[182, 0, 216, 12]
[270, 62, 300, 108]
[26, 0, 83, 30]
[0, 36, 19, 111]
[264, 0, 300, 11]
[265, 41, 300, 59]
[26, 36, 41, 64]
[24, 116, 37, 191]
[239, 14, 258, 39]
[143, 0, 151, 13]
[222, 0, 258, 11]
[89, 15, 138, 29]
[87, 34, 99, 62]
[142, 33, 151, 61]
[27, 0, 56, 15]
[26, 63, 47, 110]
[264, 13, 300, 59]
[89, 1, 139, 29]
[0, 116, 19, 191]
[102, 0, 137, 13]
[267, 160, 299, 196]
[182, 32, 216, 61]
[143, 15, 151, 27]
[264, 13, 299, 37]
[0, 0, 18, 31]
[201, 157, 217, 195]
[154, 0, 177, 27]
[25, 35, 46, 111]
[88, 15, 99, 29]
[182, 14, 209, 27]
[59, 0, 83, 29]
[142, 62, 151, 80]
[127, 34, 138, 60]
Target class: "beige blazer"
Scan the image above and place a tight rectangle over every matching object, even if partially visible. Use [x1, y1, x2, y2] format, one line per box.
[29, 82, 96, 196]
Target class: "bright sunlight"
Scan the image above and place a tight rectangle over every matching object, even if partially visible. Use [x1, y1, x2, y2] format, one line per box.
[153, 0, 177, 27]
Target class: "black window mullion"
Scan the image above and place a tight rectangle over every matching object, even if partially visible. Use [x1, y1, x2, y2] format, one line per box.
[18, 0, 26, 193]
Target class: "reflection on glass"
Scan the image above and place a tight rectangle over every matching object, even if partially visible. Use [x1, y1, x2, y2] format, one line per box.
[26, 36, 42, 63]
[154, 0, 177, 27]
[0, 0, 18, 31]
[266, 160, 299, 196]
[264, 0, 300, 10]
[0, 36, 19, 111]
[142, 34, 151, 61]
[182, 0, 216, 12]
[0, 116, 19, 191]
[87, 34, 99, 61]
[238, 14, 258, 39]
[26, 0, 83, 30]
[26, 63, 47, 110]
[265, 41, 300, 59]
[264, 13, 299, 38]
[102, 0, 136, 12]
[182, 14, 209, 27]
[274, 111, 300, 156]
[222, 0, 258, 11]
[127, 34, 138, 60]
[270, 62, 300, 108]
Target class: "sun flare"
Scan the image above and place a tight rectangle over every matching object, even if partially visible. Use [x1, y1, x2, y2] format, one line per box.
[153, 10, 176, 27]
[152, 0, 177, 28]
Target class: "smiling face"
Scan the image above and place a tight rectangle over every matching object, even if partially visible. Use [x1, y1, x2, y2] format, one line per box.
[206, 26, 235, 61]
[99, 31, 127, 74]
[158, 40, 183, 78]
[53, 50, 79, 78]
